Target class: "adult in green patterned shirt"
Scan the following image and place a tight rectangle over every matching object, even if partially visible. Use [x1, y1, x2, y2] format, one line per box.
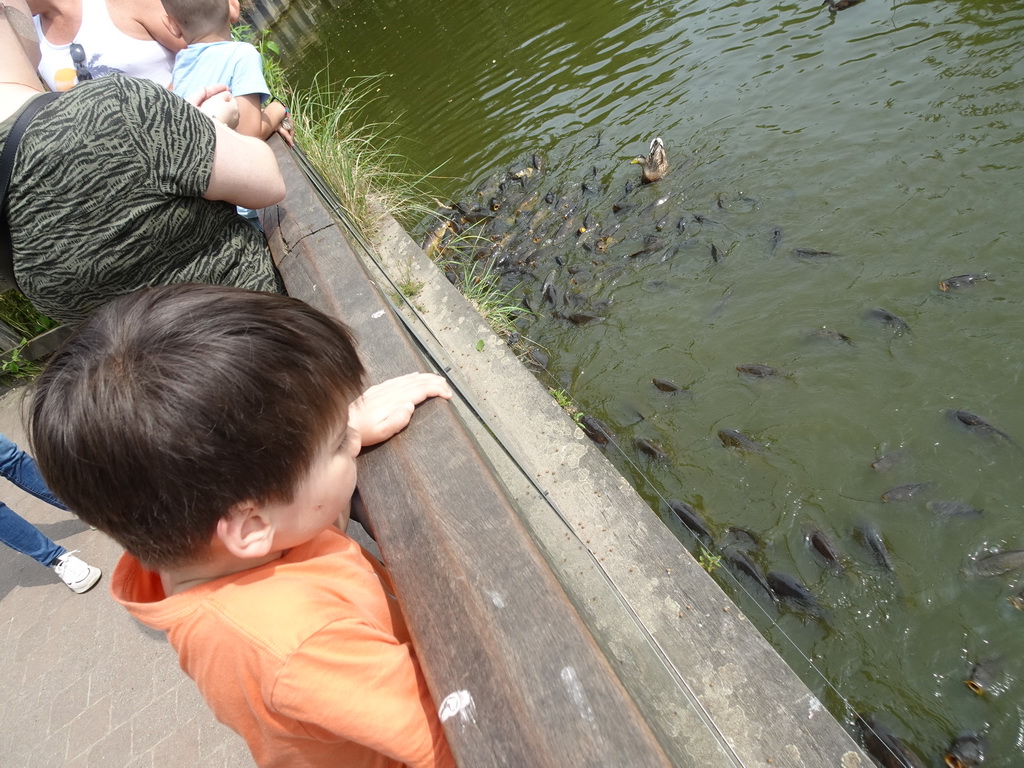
[1, 0, 284, 325]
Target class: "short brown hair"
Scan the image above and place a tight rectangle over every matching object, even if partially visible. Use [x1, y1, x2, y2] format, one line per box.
[30, 284, 365, 568]
[160, 0, 229, 39]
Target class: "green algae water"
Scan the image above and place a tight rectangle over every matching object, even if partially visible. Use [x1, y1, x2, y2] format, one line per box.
[273, 0, 1024, 762]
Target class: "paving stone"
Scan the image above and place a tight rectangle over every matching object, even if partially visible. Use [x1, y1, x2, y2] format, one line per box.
[130, 687, 180, 755]
[0, 462, 255, 767]
[66, 693, 112, 760]
[125, 750, 154, 768]
[49, 674, 91, 734]
[152, 718, 201, 768]
[84, 720, 132, 768]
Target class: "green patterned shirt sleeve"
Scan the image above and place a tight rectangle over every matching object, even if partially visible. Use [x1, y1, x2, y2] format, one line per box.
[137, 77, 216, 199]
[3, 75, 280, 325]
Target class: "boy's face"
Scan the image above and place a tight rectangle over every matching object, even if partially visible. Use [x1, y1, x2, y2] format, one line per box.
[266, 420, 360, 548]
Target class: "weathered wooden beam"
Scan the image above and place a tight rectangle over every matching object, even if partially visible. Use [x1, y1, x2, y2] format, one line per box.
[261, 140, 673, 767]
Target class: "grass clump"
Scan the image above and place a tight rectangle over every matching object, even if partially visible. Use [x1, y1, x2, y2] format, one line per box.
[289, 75, 437, 235]
[442, 255, 523, 339]
[0, 338, 42, 386]
[698, 545, 721, 574]
[0, 293, 58, 386]
[548, 388, 584, 423]
[396, 276, 425, 300]
[237, 25, 436, 238]
[0, 291, 57, 339]
[427, 223, 519, 331]
[388, 270, 426, 312]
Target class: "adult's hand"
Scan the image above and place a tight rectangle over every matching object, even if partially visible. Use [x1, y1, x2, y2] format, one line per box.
[188, 84, 240, 130]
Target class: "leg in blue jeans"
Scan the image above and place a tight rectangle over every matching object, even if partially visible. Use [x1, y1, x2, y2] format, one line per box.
[0, 501, 65, 565]
[0, 433, 67, 510]
[0, 434, 67, 566]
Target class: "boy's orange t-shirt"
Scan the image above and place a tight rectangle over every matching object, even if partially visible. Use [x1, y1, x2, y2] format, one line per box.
[111, 527, 455, 768]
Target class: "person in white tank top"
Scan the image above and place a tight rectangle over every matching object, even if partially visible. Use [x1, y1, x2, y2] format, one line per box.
[29, 0, 182, 91]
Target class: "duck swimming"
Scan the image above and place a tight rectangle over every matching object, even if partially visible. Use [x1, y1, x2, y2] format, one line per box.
[632, 137, 668, 184]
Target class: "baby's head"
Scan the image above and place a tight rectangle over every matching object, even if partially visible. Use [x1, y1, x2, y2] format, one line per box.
[30, 284, 365, 568]
[160, 0, 238, 42]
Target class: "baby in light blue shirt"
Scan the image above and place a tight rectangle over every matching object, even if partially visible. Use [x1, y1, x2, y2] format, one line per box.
[162, 0, 292, 222]
[162, 0, 291, 138]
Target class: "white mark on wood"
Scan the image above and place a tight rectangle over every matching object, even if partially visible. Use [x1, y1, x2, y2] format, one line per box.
[806, 694, 824, 719]
[438, 690, 476, 725]
[371, 310, 386, 319]
[560, 666, 596, 723]
[486, 590, 506, 608]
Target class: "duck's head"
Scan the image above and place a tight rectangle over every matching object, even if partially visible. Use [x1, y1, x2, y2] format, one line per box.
[632, 137, 668, 183]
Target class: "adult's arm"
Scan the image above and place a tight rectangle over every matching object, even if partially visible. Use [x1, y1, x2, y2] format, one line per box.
[186, 85, 283, 208]
[129, 0, 185, 53]
[0, 0, 44, 123]
[204, 120, 286, 210]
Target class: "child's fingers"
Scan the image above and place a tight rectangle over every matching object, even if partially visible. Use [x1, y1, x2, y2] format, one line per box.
[351, 374, 453, 446]
[366, 373, 451, 404]
[355, 401, 414, 447]
[398, 372, 452, 399]
[403, 372, 453, 402]
[377, 402, 416, 435]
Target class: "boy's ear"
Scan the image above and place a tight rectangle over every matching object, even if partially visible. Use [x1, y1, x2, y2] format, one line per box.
[216, 501, 275, 559]
[227, 0, 241, 24]
[163, 14, 184, 41]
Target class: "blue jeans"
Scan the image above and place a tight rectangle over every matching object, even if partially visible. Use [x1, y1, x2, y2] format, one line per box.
[0, 434, 67, 567]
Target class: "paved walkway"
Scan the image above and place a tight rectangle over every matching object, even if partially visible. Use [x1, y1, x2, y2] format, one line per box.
[0, 385, 253, 768]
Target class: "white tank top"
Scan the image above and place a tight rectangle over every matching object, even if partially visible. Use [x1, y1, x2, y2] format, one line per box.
[34, 0, 174, 92]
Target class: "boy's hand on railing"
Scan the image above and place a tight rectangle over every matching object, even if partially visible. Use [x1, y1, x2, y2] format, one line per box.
[349, 373, 453, 448]
[264, 98, 295, 146]
[275, 119, 295, 147]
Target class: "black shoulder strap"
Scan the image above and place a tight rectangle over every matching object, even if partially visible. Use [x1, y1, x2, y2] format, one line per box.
[0, 91, 60, 292]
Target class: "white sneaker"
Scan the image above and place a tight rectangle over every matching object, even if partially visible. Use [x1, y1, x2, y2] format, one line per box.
[52, 551, 102, 594]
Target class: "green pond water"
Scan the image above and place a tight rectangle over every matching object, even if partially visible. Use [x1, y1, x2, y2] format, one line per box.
[273, 0, 1024, 762]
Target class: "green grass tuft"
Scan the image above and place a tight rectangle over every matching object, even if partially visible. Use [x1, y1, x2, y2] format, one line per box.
[285, 74, 438, 235]
[0, 290, 57, 341]
[235, 24, 437, 237]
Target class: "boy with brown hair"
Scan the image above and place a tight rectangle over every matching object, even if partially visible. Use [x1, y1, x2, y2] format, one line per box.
[29, 284, 456, 768]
